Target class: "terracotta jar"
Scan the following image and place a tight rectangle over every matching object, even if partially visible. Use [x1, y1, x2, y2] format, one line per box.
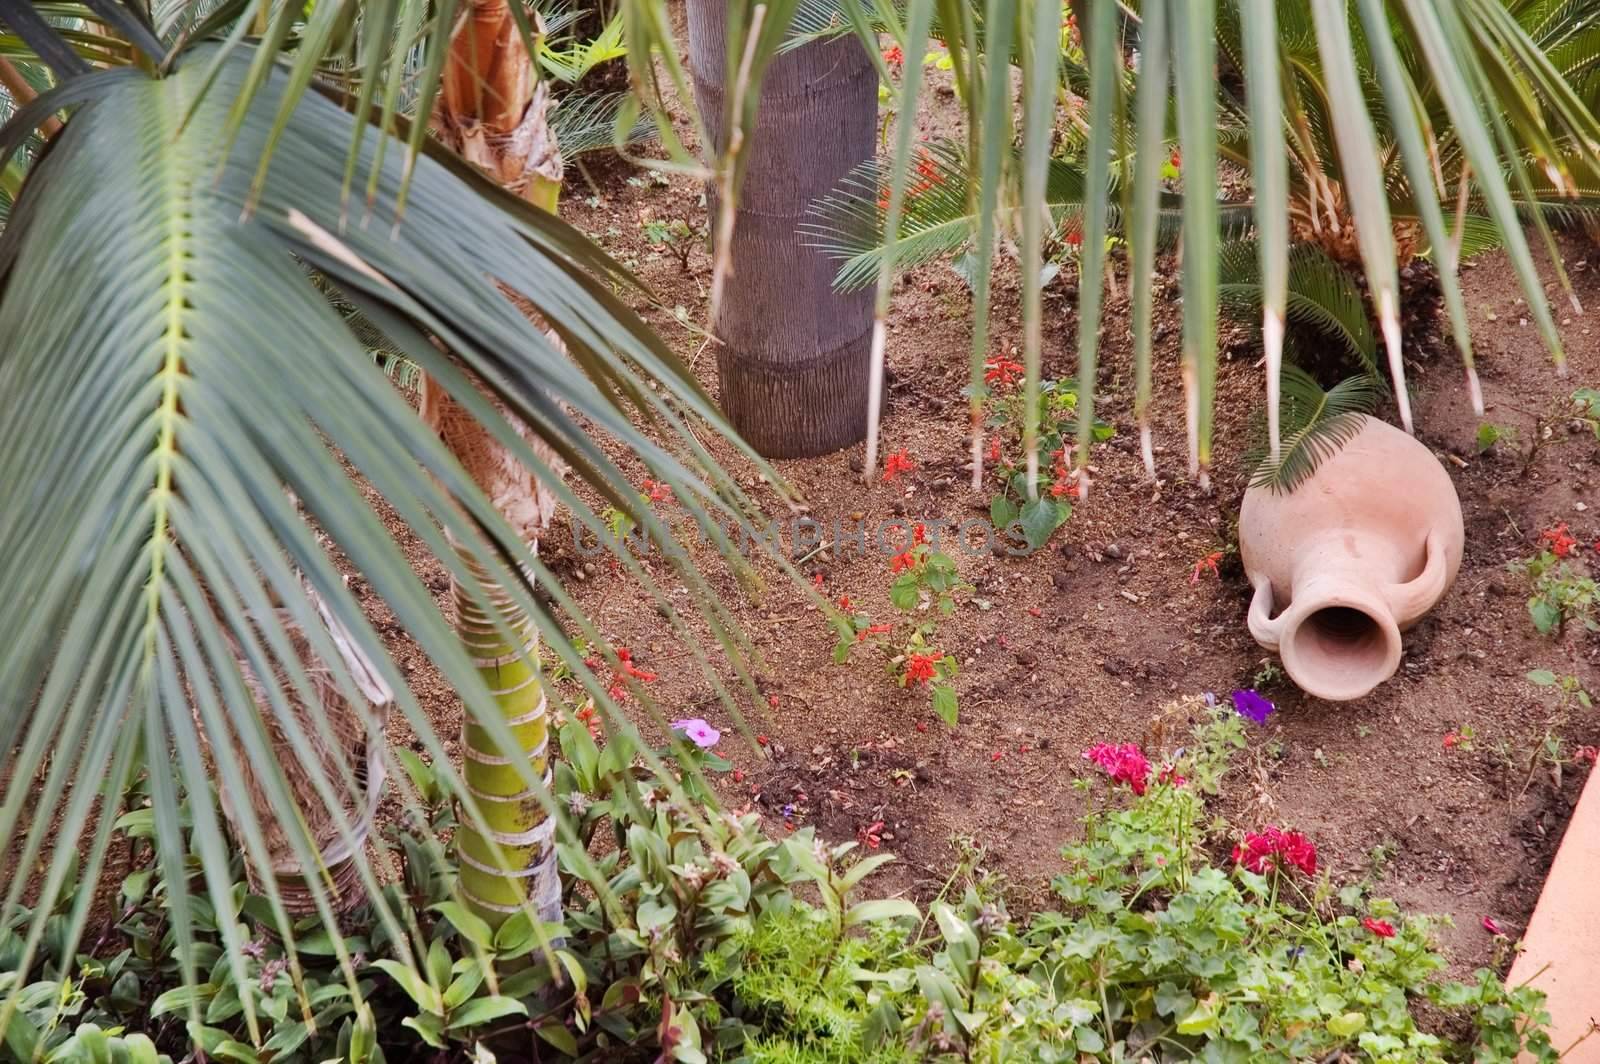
[1239, 414, 1464, 701]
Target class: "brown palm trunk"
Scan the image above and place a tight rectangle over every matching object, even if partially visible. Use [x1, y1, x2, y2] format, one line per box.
[687, 0, 878, 458]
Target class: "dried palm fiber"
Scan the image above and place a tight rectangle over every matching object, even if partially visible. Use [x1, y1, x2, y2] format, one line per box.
[210, 568, 392, 916]
[434, 0, 564, 207]
[420, 359, 567, 928]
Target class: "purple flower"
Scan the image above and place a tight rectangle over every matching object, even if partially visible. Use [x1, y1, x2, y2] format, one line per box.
[1232, 689, 1276, 725]
[671, 717, 721, 749]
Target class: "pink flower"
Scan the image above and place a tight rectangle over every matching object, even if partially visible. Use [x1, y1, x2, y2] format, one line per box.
[1232, 827, 1317, 876]
[1083, 742, 1152, 795]
[671, 718, 722, 749]
[1483, 916, 1506, 936]
[1362, 917, 1396, 939]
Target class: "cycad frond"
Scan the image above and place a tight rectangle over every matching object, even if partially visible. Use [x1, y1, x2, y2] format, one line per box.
[803, 140, 1250, 293]
[549, 89, 656, 156]
[1247, 367, 1379, 492]
[1218, 239, 1379, 378]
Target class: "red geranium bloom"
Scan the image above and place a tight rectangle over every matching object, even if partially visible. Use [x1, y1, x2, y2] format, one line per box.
[1064, 229, 1083, 247]
[641, 478, 672, 503]
[883, 450, 916, 481]
[1363, 918, 1396, 939]
[904, 652, 939, 685]
[1232, 827, 1317, 876]
[1082, 742, 1152, 795]
[912, 523, 928, 546]
[890, 549, 917, 573]
[882, 45, 903, 66]
[1540, 523, 1577, 558]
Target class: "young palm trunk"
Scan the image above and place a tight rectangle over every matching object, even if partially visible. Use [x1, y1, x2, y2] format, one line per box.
[430, 0, 565, 928]
[686, 0, 877, 458]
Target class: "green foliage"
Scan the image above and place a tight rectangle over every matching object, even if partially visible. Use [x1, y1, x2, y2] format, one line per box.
[1511, 550, 1599, 635]
[1246, 367, 1378, 493]
[3, 707, 1561, 1063]
[1573, 387, 1600, 439]
[1476, 421, 1517, 453]
[983, 377, 1110, 548]
[1218, 239, 1381, 379]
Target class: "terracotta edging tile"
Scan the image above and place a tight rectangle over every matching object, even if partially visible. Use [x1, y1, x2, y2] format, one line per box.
[1507, 764, 1600, 1061]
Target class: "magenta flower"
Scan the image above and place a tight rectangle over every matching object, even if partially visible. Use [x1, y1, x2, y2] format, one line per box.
[671, 718, 721, 749]
[1232, 827, 1317, 876]
[1232, 688, 1276, 725]
[1083, 742, 1152, 795]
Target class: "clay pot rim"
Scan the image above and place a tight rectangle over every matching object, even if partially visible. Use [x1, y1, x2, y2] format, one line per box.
[1275, 586, 1403, 703]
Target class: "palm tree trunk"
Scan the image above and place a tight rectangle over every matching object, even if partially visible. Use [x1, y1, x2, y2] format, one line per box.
[686, 0, 878, 458]
[429, 0, 565, 928]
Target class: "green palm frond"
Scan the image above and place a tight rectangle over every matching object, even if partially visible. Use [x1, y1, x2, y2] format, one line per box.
[549, 89, 656, 156]
[1246, 366, 1378, 492]
[1218, 239, 1379, 378]
[0, 43, 777, 1031]
[539, 9, 627, 84]
[803, 139, 1251, 293]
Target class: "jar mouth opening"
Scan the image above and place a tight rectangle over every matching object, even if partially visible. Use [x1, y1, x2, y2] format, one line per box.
[1280, 598, 1402, 701]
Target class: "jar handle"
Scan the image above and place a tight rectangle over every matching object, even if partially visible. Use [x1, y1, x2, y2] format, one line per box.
[1384, 529, 1449, 627]
[1247, 574, 1286, 652]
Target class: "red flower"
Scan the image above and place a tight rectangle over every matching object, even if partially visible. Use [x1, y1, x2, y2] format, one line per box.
[838, 594, 854, 610]
[1576, 746, 1599, 766]
[812, 572, 825, 588]
[1169, 148, 1181, 169]
[984, 356, 1025, 388]
[1083, 742, 1152, 795]
[1540, 523, 1577, 558]
[986, 436, 1002, 463]
[904, 652, 939, 685]
[1232, 827, 1317, 876]
[990, 750, 1004, 762]
[858, 819, 885, 849]
[890, 549, 917, 573]
[883, 450, 916, 482]
[882, 45, 903, 66]
[1050, 477, 1079, 499]
[857, 622, 894, 642]
[912, 523, 928, 546]
[615, 647, 657, 683]
[1443, 732, 1461, 749]
[641, 478, 672, 503]
[1064, 229, 1083, 247]
[1190, 551, 1223, 584]
[1363, 917, 1396, 939]
[1157, 764, 1186, 788]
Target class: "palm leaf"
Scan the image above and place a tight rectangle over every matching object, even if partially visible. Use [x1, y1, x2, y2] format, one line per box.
[0, 43, 777, 1037]
[802, 140, 1249, 293]
[1218, 239, 1379, 378]
[548, 89, 657, 157]
[1247, 366, 1378, 492]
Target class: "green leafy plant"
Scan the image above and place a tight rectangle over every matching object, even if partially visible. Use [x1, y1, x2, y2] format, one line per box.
[1573, 387, 1600, 440]
[1476, 421, 1518, 454]
[984, 376, 1110, 548]
[1511, 550, 1599, 635]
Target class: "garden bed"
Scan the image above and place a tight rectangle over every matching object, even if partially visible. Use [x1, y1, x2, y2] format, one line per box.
[365, 158, 1600, 987]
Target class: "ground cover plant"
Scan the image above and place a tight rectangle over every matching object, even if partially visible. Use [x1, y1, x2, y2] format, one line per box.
[0, 704, 1567, 1063]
